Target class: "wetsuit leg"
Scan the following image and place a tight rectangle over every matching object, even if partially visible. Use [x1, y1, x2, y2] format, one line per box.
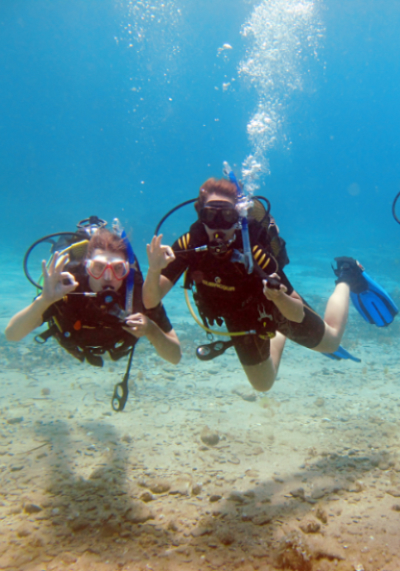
[277, 305, 325, 349]
[224, 312, 272, 366]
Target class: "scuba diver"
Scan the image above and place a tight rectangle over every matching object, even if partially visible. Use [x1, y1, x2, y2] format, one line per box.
[143, 173, 397, 392]
[5, 217, 181, 411]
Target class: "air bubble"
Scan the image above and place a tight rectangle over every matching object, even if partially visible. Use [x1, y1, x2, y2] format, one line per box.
[239, 0, 325, 194]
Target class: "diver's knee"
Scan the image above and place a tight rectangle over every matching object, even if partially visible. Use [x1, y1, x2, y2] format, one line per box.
[253, 381, 274, 392]
[246, 372, 275, 392]
[314, 337, 340, 354]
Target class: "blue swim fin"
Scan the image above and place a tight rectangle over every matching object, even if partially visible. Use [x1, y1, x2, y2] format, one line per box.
[322, 345, 361, 362]
[333, 257, 398, 327]
[350, 271, 398, 327]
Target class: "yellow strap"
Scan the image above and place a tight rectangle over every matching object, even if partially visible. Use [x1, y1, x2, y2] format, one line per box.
[183, 272, 255, 337]
[59, 239, 89, 259]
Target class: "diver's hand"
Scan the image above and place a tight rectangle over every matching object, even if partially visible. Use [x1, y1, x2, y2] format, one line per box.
[124, 313, 152, 338]
[263, 274, 287, 301]
[41, 252, 79, 304]
[263, 276, 304, 323]
[146, 235, 175, 273]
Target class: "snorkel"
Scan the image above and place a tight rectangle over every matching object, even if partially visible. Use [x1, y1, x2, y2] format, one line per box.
[112, 218, 136, 315]
[111, 218, 138, 412]
[222, 161, 254, 274]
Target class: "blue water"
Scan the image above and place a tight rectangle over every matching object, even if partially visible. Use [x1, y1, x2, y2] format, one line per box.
[2, 0, 400, 263]
[2, 3, 400, 567]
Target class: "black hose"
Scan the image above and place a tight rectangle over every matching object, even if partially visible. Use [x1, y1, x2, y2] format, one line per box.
[154, 199, 197, 235]
[392, 191, 400, 225]
[23, 232, 78, 289]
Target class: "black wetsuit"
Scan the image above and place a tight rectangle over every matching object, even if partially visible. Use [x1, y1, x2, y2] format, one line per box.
[162, 220, 325, 365]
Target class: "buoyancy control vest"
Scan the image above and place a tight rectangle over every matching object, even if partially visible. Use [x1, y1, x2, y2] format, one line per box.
[37, 262, 144, 367]
[179, 219, 290, 335]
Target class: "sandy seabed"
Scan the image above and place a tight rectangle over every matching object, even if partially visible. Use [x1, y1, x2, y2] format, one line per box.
[1, 259, 400, 571]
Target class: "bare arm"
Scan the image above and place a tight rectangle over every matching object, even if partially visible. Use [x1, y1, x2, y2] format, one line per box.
[5, 296, 52, 342]
[263, 277, 305, 323]
[145, 323, 181, 364]
[143, 234, 176, 308]
[124, 313, 181, 364]
[5, 253, 78, 342]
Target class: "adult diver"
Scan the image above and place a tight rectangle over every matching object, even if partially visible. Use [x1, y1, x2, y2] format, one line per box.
[143, 167, 397, 392]
[6, 217, 181, 410]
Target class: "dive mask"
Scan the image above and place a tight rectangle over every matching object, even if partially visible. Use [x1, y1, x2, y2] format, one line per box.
[86, 256, 129, 281]
[199, 201, 239, 230]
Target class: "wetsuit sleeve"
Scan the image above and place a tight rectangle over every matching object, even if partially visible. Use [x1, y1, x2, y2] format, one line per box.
[252, 239, 294, 296]
[161, 233, 191, 285]
[144, 303, 173, 333]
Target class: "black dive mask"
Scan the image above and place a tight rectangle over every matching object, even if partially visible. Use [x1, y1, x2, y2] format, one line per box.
[199, 201, 239, 230]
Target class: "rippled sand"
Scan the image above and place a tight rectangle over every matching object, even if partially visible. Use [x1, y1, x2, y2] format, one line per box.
[1, 260, 400, 571]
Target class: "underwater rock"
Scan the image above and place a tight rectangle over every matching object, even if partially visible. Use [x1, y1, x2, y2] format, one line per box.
[124, 503, 154, 524]
[245, 469, 259, 478]
[169, 476, 191, 496]
[276, 531, 312, 571]
[232, 387, 257, 402]
[241, 393, 257, 402]
[24, 503, 42, 514]
[200, 426, 220, 446]
[191, 522, 215, 537]
[149, 480, 171, 494]
[310, 487, 330, 499]
[41, 387, 51, 396]
[191, 483, 202, 496]
[10, 465, 24, 472]
[7, 416, 23, 425]
[167, 519, 179, 532]
[290, 487, 305, 500]
[252, 514, 272, 526]
[315, 507, 328, 524]
[252, 446, 264, 455]
[217, 527, 235, 545]
[140, 491, 154, 502]
[209, 494, 222, 502]
[227, 491, 246, 504]
[299, 520, 321, 533]
[241, 511, 254, 522]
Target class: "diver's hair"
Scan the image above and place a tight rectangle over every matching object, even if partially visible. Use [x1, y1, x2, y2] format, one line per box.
[194, 178, 238, 213]
[86, 229, 127, 259]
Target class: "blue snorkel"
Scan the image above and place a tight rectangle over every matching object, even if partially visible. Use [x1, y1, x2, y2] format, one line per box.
[222, 161, 254, 274]
[111, 218, 138, 412]
[112, 218, 136, 314]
